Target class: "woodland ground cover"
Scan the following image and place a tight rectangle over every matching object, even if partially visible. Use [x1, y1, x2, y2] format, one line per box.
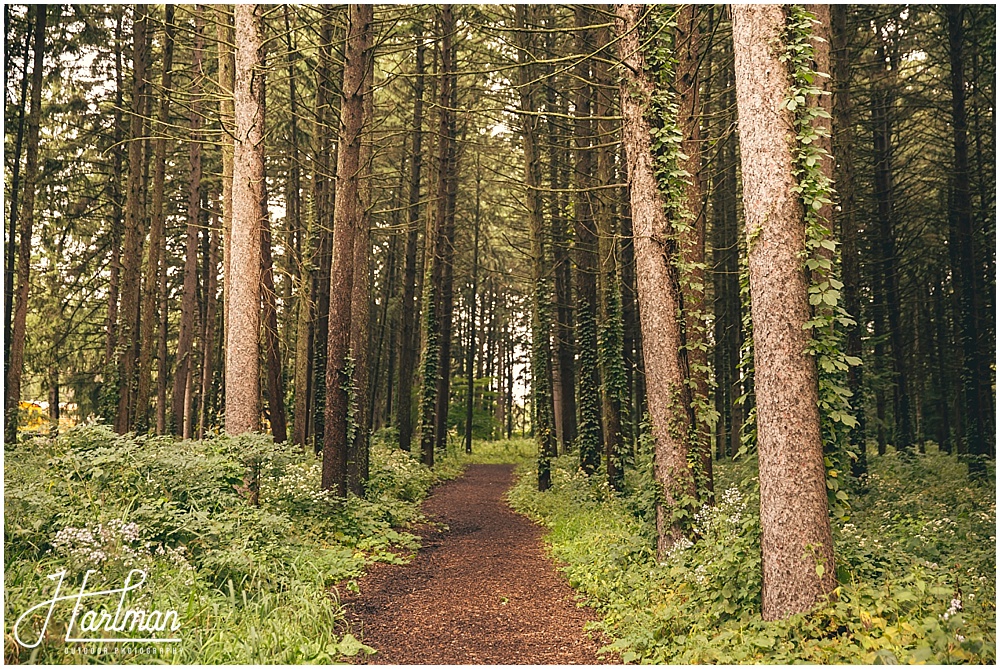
[509, 443, 996, 664]
[4, 425, 526, 664]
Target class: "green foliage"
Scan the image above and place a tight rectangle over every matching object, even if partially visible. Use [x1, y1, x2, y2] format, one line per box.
[4, 424, 458, 664]
[574, 302, 603, 477]
[508, 449, 995, 664]
[780, 5, 862, 517]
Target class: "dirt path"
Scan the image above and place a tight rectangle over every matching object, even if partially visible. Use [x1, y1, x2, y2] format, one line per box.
[344, 464, 613, 665]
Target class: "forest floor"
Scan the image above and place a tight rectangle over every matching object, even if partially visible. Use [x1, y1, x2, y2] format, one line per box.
[342, 463, 614, 665]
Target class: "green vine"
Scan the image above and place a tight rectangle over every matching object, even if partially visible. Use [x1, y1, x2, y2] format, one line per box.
[640, 6, 711, 524]
[781, 5, 861, 521]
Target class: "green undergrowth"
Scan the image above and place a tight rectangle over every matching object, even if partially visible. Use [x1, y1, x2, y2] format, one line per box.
[4, 424, 473, 664]
[508, 446, 995, 664]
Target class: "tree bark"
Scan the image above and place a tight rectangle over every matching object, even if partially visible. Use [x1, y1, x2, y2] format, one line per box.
[396, 34, 425, 453]
[226, 3, 265, 436]
[676, 4, 712, 497]
[594, 20, 627, 492]
[198, 213, 220, 438]
[137, 4, 174, 433]
[348, 47, 375, 494]
[616, 4, 696, 555]
[310, 10, 336, 451]
[5, 5, 46, 443]
[174, 7, 204, 439]
[464, 167, 481, 454]
[946, 5, 993, 462]
[286, 6, 312, 448]
[517, 4, 557, 491]
[433, 5, 459, 455]
[323, 3, 372, 494]
[731, 3, 836, 620]
[574, 6, 603, 476]
[4, 8, 33, 384]
[212, 5, 235, 437]
[114, 4, 150, 434]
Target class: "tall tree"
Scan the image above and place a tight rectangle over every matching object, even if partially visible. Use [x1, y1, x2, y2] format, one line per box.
[5, 5, 46, 443]
[173, 6, 204, 439]
[464, 163, 482, 455]
[573, 6, 603, 477]
[114, 4, 150, 433]
[226, 3, 265, 436]
[323, 3, 373, 494]
[731, 3, 836, 620]
[4, 7, 34, 384]
[946, 5, 994, 463]
[616, 4, 696, 555]
[675, 4, 713, 496]
[517, 4, 557, 491]
[594, 20, 628, 492]
[432, 5, 459, 455]
[137, 4, 174, 432]
[395, 31, 425, 453]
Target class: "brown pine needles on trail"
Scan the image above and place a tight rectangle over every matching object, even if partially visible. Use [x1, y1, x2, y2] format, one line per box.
[343, 464, 615, 665]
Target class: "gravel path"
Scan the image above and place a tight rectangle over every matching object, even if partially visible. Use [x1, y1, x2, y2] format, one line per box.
[344, 464, 612, 665]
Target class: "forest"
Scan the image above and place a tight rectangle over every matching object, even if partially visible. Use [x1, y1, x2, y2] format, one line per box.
[4, 3, 996, 664]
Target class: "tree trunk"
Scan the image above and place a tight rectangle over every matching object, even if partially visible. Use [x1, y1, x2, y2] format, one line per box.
[174, 7, 204, 439]
[4, 8, 33, 385]
[573, 5, 603, 476]
[210, 5, 234, 437]
[594, 20, 627, 492]
[946, 5, 993, 462]
[731, 3, 836, 620]
[262, 192, 288, 443]
[676, 4, 713, 497]
[226, 3, 265, 436]
[348, 49, 375, 495]
[198, 213, 220, 438]
[516, 4, 557, 491]
[830, 3, 866, 476]
[311, 10, 336, 451]
[114, 4, 150, 434]
[323, 3, 372, 494]
[464, 167, 481, 454]
[5, 5, 46, 443]
[396, 34, 425, 453]
[616, 4, 696, 555]
[286, 6, 311, 448]
[433, 5, 459, 455]
[137, 5, 174, 433]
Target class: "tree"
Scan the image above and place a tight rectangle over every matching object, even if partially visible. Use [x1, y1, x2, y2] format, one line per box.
[173, 6, 204, 439]
[226, 3, 265, 436]
[114, 4, 150, 434]
[675, 4, 713, 496]
[137, 4, 174, 433]
[323, 3, 373, 494]
[5, 4, 46, 443]
[946, 5, 994, 464]
[395, 30, 426, 453]
[517, 4, 557, 491]
[616, 4, 697, 555]
[573, 6, 603, 477]
[731, 3, 835, 620]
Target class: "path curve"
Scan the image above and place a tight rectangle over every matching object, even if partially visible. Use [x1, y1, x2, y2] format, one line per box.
[344, 464, 613, 664]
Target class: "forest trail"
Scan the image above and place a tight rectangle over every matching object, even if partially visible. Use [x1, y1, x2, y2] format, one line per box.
[344, 464, 613, 665]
